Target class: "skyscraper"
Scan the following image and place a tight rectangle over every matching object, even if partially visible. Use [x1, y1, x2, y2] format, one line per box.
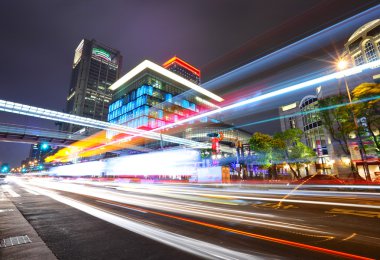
[64, 39, 122, 132]
[162, 56, 201, 85]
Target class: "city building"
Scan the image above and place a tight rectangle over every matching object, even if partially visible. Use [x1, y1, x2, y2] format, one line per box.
[344, 19, 380, 66]
[29, 142, 52, 161]
[276, 19, 380, 178]
[107, 58, 250, 154]
[163, 56, 201, 85]
[279, 92, 336, 176]
[64, 39, 122, 132]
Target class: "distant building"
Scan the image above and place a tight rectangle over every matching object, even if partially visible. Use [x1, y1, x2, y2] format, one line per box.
[278, 90, 337, 175]
[64, 39, 122, 132]
[344, 19, 380, 66]
[163, 57, 201, 85]
[29, 142, 52, 162]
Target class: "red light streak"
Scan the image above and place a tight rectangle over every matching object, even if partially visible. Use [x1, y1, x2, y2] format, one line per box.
[95, 198, 373, 260]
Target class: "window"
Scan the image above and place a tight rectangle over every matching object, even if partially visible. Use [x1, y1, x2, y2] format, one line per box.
[288, 117, 296, 129]
[364, 41, 378, 62]
[353, 54, 365, 66]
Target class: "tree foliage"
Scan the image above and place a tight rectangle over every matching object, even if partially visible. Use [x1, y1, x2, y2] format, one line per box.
[318, 94, 356, 155]
[274, 129, 315, 178]
[249, 132, 274, 168]
[351, 83, 380, 151]
[249, 129, 315, 179]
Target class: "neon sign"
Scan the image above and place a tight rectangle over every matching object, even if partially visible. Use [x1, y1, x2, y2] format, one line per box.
[92, 48, 112, 61]
[163, 56, 201, 77]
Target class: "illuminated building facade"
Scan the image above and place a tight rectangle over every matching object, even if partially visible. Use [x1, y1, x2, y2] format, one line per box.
[64, 39, 122, 132]
[107, 59, 249, 153]
[108, 59, 218, 134]
[344, 19, 380, 66]
[163, 57, 201, 85]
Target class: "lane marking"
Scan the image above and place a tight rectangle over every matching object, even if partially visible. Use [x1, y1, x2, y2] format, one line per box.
[95, 198, 372, 260]
[22, 188, 40, 195]
[326, 208, 380, 218]
[96, 200, 147, 213]
[254, 202, 298, 209]
[2, 185, 20, 197]
[342, 233, 357, 241]
[18, 184, 256, 260]
[16, 180, 375, 259]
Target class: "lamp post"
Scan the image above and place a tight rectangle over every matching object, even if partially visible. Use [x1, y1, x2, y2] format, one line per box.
[337, 59, 371, 181]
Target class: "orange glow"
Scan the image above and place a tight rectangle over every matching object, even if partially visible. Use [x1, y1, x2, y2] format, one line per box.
[163, 56, 201, 77]
[95, 198, 373, 260]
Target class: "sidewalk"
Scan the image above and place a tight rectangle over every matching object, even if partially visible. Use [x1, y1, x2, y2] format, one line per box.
[0, 193, 57, 260]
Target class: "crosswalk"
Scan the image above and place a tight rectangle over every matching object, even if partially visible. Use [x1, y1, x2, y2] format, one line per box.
[1, 185, 41, 198]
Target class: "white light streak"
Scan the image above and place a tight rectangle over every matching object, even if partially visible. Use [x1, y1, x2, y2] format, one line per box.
[152, 59, 380, 132]
[16, 181, 257, 260]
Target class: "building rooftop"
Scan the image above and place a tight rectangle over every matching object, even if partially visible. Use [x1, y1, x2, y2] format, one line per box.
[109, 60, 223, 102]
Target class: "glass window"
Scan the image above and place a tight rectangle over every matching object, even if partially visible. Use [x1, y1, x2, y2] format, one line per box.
[354, 54, 365, 66]
[364, 41, 378, 62]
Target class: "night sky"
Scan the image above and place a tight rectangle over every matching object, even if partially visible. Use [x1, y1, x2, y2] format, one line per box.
[0, 0, 377, 167]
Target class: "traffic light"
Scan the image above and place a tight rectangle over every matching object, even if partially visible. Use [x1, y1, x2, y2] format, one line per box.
[40, 143, 50, 151]
[1, 164, 10, 173]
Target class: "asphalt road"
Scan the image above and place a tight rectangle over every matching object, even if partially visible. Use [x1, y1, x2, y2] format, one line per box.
[3, 178, 380, 260]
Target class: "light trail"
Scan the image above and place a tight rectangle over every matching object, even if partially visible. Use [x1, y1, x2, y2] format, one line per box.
[202, 4, 380, 91]
[17, 182, 256, 260]
[20, 178, 325, 234]
[227, 95, 380, 130]
[98, 200, 369, 260]
[15, 179, 375, 260]
[151, 59, 380, 132]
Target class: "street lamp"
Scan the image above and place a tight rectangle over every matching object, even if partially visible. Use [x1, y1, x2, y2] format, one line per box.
[337, 59, 348, 70]
[336, 58, 371, 181]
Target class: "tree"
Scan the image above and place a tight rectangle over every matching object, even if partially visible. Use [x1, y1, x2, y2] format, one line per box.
[249, 132, 275, 178]
[318, 94, 356, 156]
[249, 130, 315, 180]
[274, 129, 315, 179]
[351, 83, 380, 151]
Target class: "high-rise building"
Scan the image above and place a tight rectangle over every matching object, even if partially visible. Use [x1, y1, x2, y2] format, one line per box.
[163, 57, 201, 85]
[29, 142, 52, 162]
[64, 39, 122, 132]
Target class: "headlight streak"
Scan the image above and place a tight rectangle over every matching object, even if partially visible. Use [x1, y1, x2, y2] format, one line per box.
[223, 95, 380, 130]
[16, 182, 256, 260]
[16, 179, 374, 260]
[21, 179, 329, 234]
[113, 184, 380, 210]
[149, 59, 380, 133]
[48, 149, 200, 177]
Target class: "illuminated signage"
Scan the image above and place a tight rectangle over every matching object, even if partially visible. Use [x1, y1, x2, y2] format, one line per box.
[281, 102, 297, 111]
[92, 48, 112, 61]
[163, 56, 201, 77]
